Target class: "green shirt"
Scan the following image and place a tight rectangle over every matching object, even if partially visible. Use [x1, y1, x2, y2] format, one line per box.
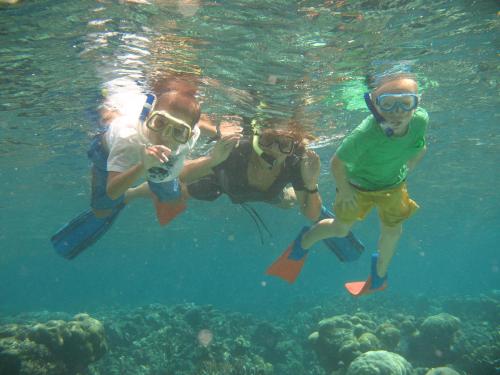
[336, 107, 428, 191]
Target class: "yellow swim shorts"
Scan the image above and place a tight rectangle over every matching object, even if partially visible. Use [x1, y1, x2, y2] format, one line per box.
[334, 183, 419, 227]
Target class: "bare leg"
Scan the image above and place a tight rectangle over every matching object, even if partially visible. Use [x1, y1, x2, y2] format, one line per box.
[92, 208, 114, 218]
[376, 223, 403, 277]
[124, 182, 151, 203]
[272, 186, 297, 209]
[301, 218, 354, 249]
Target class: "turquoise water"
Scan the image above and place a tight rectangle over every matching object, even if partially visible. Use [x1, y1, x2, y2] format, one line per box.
[0, 0, 499, 320]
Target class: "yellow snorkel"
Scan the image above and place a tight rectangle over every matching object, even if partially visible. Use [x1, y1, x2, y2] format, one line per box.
[251, 114, 278, 169]
[251, 101, 268, 156]
[251, 119, 265, 157]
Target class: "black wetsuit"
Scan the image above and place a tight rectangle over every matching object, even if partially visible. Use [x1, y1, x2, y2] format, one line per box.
[187, 138, 306, 204]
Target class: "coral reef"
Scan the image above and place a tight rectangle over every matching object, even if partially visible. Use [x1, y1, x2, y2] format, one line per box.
[458, 327, 500, 374]
[346, 350, 413, 375]
[424, 367, 460, 375]
[308, 313, 405, 372]
[87, 303, 308, 375]
[0, 313, 107, 375]
[408, 313, 463, 366]
[1, 292, 498, 375]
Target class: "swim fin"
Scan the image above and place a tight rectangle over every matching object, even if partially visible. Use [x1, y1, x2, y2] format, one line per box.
[345, 252, 388, 297]
[51, 204, 125, 260]
[266, 227, 310, 283]
[319, 205, 365, 262]
[153, 199, 186, 226]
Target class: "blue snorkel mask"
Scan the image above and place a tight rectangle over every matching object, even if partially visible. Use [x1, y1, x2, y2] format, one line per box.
[375, 93, 419, 112]
[363, 92, 419, 137]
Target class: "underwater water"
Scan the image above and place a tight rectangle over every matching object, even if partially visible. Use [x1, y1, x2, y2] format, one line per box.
[0, 1, 499, 374]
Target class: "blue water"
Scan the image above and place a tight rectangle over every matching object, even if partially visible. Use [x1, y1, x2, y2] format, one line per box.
[0, 0, 499, 318]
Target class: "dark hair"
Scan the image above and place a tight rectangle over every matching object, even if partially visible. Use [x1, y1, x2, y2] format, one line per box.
[151, 73, 199, 97]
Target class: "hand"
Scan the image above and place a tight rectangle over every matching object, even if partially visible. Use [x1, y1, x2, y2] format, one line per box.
[219, 115, 243, 137]
[210, 134, 241, 166]
[300, 150, 320, 189]
[141, 144, 171, 170]
[224, 87, 254, 105]
[336, 185, 358, 212]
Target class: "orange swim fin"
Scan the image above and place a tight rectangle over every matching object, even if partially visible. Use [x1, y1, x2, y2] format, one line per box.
[266, 227, 310, 283]
[345, 253, 388, 297]
[345, 276, 387, 297]
[153, 199, 186, 226]
[266, 245, 308, 283]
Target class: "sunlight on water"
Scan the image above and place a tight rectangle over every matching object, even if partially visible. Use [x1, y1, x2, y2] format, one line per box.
[0, 3, 499, 374]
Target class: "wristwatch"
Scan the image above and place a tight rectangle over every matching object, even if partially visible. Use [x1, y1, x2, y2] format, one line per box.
[304, 185, 319, 194]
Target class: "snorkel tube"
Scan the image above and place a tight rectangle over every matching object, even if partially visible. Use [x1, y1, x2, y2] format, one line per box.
[251, 116, 276, 169]
[364, 92, 394, 137]
[139, 93, 156, 122]
[252, 133, 277, 169]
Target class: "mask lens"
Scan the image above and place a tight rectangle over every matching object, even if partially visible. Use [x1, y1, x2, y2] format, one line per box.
[258, 133, 275, 147]
[377, 95, 397, 111]
[172, 124, 191, 144]
[376, 94, 418, 112]
[278, 137, 294, 154]
[402, 95, 418, 110]
[149, 114, 169, 131]
[258, 132, 295, 154]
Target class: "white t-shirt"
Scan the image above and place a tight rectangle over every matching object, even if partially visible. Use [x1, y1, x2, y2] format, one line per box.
[105, 108, 200, 182]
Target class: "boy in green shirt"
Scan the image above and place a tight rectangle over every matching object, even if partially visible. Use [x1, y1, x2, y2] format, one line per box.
[268, 73, 428, 296]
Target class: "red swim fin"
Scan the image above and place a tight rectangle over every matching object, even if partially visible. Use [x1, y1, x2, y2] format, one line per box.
[266, 245, 308, 283]
[154, 199, 186, 226]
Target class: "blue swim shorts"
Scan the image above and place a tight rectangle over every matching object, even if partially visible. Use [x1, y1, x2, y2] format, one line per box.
[88, 134, 125, 210]
[148, 178, 182, 202]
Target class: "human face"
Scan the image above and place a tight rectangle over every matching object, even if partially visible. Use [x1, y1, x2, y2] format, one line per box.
[146, 111, 192, 144]
[258, 131, 296, 155]
[373, 78, 418, 134]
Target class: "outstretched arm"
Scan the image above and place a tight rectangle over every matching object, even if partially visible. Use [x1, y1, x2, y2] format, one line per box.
[180, 134, 240, 184]
[197, 114, 243, 138]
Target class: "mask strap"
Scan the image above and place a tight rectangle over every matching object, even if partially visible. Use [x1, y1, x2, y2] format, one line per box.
[364, 93, 385, 123]
[364, 93, 394, 137]
[139, 94, 156, 122]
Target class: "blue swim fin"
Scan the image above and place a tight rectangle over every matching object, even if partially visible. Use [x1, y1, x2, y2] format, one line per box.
[51, 204, 125, 260]
[319, 205, 365, 262]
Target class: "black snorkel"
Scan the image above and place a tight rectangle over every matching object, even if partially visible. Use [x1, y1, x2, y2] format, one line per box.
[364, 92, 394, 137]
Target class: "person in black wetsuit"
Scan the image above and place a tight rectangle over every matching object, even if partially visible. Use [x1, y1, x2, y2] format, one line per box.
[181, 127, 322, 221]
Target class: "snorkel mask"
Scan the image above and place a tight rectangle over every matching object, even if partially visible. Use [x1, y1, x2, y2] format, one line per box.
[363, 92, 419, 137]
[252, 123, 298, 168]
[145, 110, 193, 144]
[376, 93, 419, 112]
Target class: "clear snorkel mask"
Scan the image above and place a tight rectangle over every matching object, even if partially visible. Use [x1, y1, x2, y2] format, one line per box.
[252, 121, 298, 168]
[145, 111, 193, 144]
[138, 94, 193, 182]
